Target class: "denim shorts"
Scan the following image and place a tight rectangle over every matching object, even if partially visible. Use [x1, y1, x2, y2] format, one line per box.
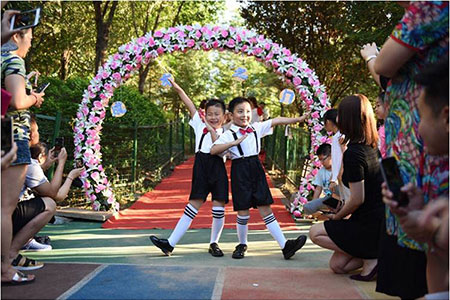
[11, 139, 31, 166]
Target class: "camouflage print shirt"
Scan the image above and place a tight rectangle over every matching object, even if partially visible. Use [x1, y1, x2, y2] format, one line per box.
[1, 52, 32, 141]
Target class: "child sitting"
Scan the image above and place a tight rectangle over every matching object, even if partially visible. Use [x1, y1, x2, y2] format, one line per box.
[211, 97, 308, 260]
[303, 143, 341, 215]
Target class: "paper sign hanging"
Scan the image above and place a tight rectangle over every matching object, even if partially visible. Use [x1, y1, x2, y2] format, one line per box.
[160, 73, 172, 87]
[111, 101, 127, 117]
[279, 88, 295, 105]
[232, 67, 248, 81]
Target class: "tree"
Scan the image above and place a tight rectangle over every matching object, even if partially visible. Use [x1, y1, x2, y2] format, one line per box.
[240, 1, 403, 105]
[93, 0, 119, 73]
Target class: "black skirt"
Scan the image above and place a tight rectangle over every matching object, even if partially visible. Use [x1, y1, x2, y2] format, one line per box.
[376, 219, 428, 299]
[324, 211, 383, 259]
[189, 152, 228, 203]
[230, 156, 273, 211]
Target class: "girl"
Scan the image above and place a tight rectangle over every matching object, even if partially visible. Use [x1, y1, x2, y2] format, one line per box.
[150, 77, 228, 257]
[210, 97, 308, 259]
[374, 92, 387, 158]
[1, 28, 44, 284]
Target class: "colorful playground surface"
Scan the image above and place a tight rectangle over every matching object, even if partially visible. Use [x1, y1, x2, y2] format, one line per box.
[2, 158, 394, 299]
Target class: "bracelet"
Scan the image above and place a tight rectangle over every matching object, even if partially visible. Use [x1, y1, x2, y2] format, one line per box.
[67, 177, 74, 181]
[365, 55, 377, 63]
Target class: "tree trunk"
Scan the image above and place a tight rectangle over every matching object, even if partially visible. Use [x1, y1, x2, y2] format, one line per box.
[59, 49, 71, 80]
[93, 1, 118, 74]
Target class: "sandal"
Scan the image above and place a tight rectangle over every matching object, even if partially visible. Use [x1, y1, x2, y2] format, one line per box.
[11, 254, 44, 271]
[2, 271, 35, 285]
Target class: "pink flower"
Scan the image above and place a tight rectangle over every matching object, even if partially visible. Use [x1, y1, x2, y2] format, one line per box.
[320, 136, 328, 143]
[186, 39, 195, 48]
[242, 45, 248, 52]
[156, 47, 164, 54]
[283, 49, 291, 56]
[185, 25, 193, 31]
[305, 98, 314, 106]
[113, 53, 121, 60]
[98, 165, 104, 172]
[125, 64, 133, 72]
[264, 43, 271, 50]
[104, 83, 114, 93]
[92, 201, 100, 210]
[91, 171, 100, 182]
[212, 41, 219, 48]
[95, 184, 106, 193]
[311, 111, 320, 119]
[226, 39, 235, 48]
[265, 52, 274, 60]
[107, 196, 115, 204]
[163, 34, 170, 40]
[154, 30, 163, 38]
[313, 124, 323, 132]
[174, 45, 180, 51]
[299, 197, 308, 205]
[89, 115, 101, 124]
[101, 71, 109, 79]
[84, 180, 91, 189]
[236, 34, 242, 42]
[112, 72, 121, 82]
[272, 61, 279, 68]
[221, 30, 228, 38]
[195, 31, 202, 38]
[311, 169, 318, 177]
[286, 56, 294, 63]
[110, 61, 119, 70]
[135, 55, 142, 64]
[148, 37, 155, 47]
[90, 194, 97, 201]
[77, 112, 83, 119]
[82, 107, 89, 116]
[137, 36, 146, 45]
[320, 94, 328, 106]
[293, 76, 302, 86]
[253, 47, 263, 55]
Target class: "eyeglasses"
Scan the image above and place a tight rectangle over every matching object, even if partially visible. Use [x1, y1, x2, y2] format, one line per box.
[319, 155, 330, 162]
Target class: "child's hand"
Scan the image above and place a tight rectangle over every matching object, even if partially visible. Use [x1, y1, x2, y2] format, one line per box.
[168, 76, 180, 90]
[69, 167, 85, 179]
[297, 114, 308, 123]
[232, 134, 248, 146]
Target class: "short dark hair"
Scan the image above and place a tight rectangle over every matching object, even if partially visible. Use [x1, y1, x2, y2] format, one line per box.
[316, 143, 331, 157]
[228, 97, 251, 113]
[323, 109, 337, 126]
[247, 96, 258, 108]
[415, 56, 449, 116]
[199, 99, 208, 110]
[377, 91, 386, 104]
[338, 94, 378, 148]
[205, 98, 226, 114]
[30, 142, 45, 159]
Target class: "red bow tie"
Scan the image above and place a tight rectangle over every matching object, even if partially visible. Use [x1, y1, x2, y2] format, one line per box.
[203, 127, 209, 134]
[239, 127, 254, 135]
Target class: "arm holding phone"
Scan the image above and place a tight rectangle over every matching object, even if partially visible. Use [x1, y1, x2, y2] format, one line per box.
[54, 167, 84, 201]
[4, 75, 44, 109]
[32, 147, 67, 198]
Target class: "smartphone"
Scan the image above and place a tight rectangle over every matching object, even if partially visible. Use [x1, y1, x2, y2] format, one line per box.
[380, 157, 409, 207]
[1, 117, 13, 153]
[53, 137, 64, 157]
[75, 158, 83, 168]
[35, 82, 50, 93]
[323, 195, 341, 209]
[10, 8, 41, 31]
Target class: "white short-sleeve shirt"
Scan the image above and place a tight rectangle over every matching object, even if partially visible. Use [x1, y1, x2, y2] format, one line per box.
[19, 159, 48, 199]
[189, 111, 224, 154]
[213, 120, 273, 159]
[312, 167, 332, 195]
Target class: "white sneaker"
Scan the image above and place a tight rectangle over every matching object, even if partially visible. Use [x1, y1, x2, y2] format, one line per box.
[21, 238, 52, 251]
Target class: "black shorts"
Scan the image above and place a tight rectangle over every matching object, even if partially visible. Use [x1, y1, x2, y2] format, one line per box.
[231, 156, 273, 211]
[189, 152, 229, 203]
[12, 197, 46, 236]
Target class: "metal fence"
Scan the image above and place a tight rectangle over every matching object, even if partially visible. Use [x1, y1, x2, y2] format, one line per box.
[263, 125, 311, 186]
[36, 113, 310, 206]
[36, 113, 194, 206]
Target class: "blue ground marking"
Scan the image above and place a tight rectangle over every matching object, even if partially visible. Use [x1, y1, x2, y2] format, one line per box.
[68, 264, 219, 300]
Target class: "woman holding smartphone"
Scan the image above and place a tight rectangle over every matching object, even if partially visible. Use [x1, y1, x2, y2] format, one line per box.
[1, 27, 44, 284]
[309, 94, 384, 281]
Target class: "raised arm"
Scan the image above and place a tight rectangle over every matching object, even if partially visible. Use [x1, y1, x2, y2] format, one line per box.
[168, 77, 197, 118]
[374, 37, 415, 78]
[55, 167, 84, 202]
[271, 115, 307, 127]
[360, 42, 381, 88]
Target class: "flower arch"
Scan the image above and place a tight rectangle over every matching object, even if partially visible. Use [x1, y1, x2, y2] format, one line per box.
[74, 24, 331, 212]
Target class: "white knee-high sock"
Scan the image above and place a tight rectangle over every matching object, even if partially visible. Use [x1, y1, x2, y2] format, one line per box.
[210, 206, 225, 244]
[263, 213, 287, 249]
[168, 203, 198, 247]
[236, 215, 250, 245]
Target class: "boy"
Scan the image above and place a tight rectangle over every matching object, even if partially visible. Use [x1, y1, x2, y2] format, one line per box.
[303, 143, 341, 215]
[210, 97, 307, 260]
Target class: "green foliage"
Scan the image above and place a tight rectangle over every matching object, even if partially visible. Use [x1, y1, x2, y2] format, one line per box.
[240, 1, 404, 106]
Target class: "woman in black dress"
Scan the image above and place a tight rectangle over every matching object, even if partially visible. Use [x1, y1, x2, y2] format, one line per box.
[309, 94, 384, 281]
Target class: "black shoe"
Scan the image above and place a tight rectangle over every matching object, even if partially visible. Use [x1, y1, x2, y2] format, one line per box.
[34, 235, 51, 245]
[282, 235, 307, 260]
[232, 244, 247, 259]
[208, 243, 224, 257]
[149, 236, 174, 256]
